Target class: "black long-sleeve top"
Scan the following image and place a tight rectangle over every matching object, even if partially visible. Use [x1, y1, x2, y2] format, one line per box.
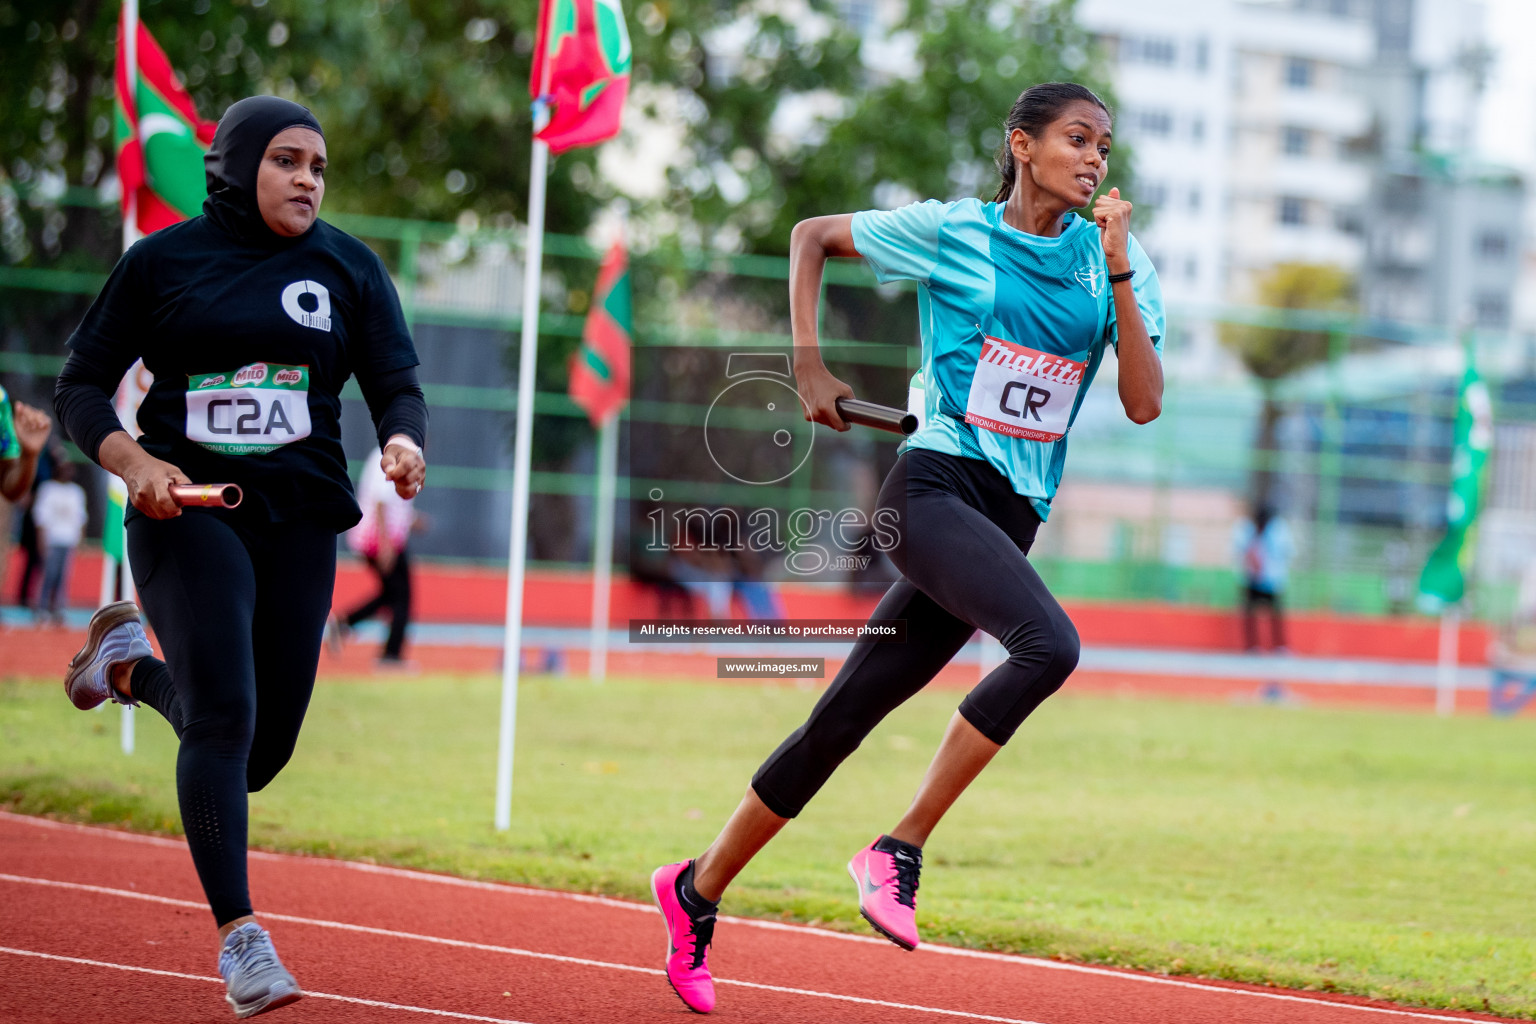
[54, 215, 428, 529]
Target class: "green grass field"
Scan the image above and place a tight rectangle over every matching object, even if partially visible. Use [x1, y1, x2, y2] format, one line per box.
[2, 673, 1533, 1017]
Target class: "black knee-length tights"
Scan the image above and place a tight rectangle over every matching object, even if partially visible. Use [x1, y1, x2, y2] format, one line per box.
[127, 507, 335, 926]
[752, 448, 1080, 820]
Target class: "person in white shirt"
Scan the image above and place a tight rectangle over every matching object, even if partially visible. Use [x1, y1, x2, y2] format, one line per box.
[32, 460, 88, 623]
[330, 446, 418, 664]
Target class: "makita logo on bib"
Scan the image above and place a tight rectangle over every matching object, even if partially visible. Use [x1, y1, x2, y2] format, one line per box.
[979, 336, 1084, 387]
[233, 363, 268, 386]
[273, 368, 303, 385]
[197, 375, 226, 388]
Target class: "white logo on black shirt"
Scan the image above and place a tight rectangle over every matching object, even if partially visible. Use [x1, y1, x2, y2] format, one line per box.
[281, 280, 332, 332]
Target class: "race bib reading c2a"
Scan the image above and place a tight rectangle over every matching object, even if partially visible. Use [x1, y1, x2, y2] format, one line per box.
[964, 333, 1085, 443]
[185, 362, 312, 455]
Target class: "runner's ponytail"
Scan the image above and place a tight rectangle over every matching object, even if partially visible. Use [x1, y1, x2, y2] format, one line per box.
[994, 83, 1111, 203]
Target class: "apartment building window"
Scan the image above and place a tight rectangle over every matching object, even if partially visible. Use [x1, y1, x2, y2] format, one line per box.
[1193, 37, 1209, 72]
[1185, 256, 1199, 281]
[1285, 58, 1313, 89]
[1190, 116, 1206, 142]
[1133, 109, 1174, 138]
[1476, 292, 1509, 328]
[1336, 209, 1364, 236]
[1282, 127, 1309, 156]
[1141, 181, 1169, 206]
[1278, 197, 1307, 226]
[1188, 186, 1202, 211]
[1123, 35, 1177, 66]
[1478, 230, 1510, 261]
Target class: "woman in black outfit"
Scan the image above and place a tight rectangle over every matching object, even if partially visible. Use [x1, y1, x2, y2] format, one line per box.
[55, 97, 427, 1019]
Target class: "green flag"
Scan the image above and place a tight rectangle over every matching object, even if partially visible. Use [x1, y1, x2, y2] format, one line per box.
[1418, 340, 1492, 608]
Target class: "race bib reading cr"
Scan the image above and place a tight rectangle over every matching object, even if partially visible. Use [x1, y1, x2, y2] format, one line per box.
[185, 362, 312, 455]
[964, 333, 1085, 443]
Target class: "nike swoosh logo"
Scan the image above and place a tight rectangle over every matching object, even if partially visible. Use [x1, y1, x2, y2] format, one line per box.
[863, 865, 882, 895]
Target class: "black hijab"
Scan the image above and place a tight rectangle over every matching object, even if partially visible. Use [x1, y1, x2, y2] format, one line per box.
[203, 96, 325, 247]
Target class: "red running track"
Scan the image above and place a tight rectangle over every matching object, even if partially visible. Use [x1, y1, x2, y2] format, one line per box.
[0, 813, 1519, 1024]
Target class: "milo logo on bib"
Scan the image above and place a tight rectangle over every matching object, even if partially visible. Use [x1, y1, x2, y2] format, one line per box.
[964, 334, 1085, 443]
[185, 362, 312, 455]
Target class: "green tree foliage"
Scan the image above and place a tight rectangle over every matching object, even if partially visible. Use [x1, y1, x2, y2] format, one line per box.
[0, 0, 607, 270]
[1219, 262, 1356, 507]
[2, 0, 1123, 268]
[1219, 263, 1354, 381]
[634, 0, 1124, 254]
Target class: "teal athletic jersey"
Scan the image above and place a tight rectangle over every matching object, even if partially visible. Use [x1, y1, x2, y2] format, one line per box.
[851, 198, 1164, 520]
[0, 383, 20, 460]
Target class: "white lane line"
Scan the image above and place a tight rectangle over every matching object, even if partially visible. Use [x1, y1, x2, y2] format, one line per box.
[0, 812, 649, 912]
[0, 874, 1043, 1023]
[0, 946, 538, 1024]
[0, 815, 1508, 1023]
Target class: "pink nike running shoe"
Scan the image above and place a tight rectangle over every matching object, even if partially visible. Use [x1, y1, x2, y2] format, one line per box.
[847, 835, 922, 950]
[651, 860, 717, 1013]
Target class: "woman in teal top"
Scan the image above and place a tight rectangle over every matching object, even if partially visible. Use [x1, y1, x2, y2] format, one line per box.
[649, 83, 1165, 1014]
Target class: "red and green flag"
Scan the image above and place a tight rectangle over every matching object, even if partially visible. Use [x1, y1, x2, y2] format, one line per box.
[530, 0, 631, 154]
[569, 241, 631, 426]
[115, 8, 217, 234]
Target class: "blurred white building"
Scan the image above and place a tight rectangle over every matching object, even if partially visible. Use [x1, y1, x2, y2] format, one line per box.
[1078, 0, 1522, 334]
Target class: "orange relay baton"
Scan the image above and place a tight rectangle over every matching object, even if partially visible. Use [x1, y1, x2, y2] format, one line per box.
[168, 483, 244, 509]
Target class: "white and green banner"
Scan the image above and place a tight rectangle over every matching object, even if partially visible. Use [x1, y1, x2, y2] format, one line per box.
[1418, 341, 1492, 608]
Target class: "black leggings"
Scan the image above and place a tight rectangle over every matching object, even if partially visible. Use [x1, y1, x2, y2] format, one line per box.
[126, 508, 336, 926]
[751, 449, 1080, 819]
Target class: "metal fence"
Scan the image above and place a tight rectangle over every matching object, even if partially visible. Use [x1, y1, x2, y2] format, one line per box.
[3, 200, 1533, 621]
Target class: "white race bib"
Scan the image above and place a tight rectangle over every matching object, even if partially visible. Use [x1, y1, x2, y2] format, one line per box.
[964, 333, 1085, 442]
[185, 362, 312, 455]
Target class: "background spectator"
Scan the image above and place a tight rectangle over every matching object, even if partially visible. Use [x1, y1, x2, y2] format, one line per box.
[1234, 506, 1294, 653]
[332, 447, 420, 666]
[32, 460, 87, 625]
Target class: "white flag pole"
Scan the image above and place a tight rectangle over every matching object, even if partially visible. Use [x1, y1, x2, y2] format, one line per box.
[588, 413, 618, 681]
[118, 0, 141, 756]
[121, 0, 139, 254]
[1435, 605, 1460, 717]
[495, 127, 550, 831]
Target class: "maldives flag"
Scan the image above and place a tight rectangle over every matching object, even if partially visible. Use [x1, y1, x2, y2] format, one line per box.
[530, 0, 632, 154]
[569, 241, 631, 426]
[115, 9, 217, 234]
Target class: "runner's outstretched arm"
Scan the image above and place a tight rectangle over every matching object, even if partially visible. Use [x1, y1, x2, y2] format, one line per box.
[56, 350, 188, 519]
[789, 214, 859, 431]
[0, 400, 51, 501]
[1093, 187, 1162, 423]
